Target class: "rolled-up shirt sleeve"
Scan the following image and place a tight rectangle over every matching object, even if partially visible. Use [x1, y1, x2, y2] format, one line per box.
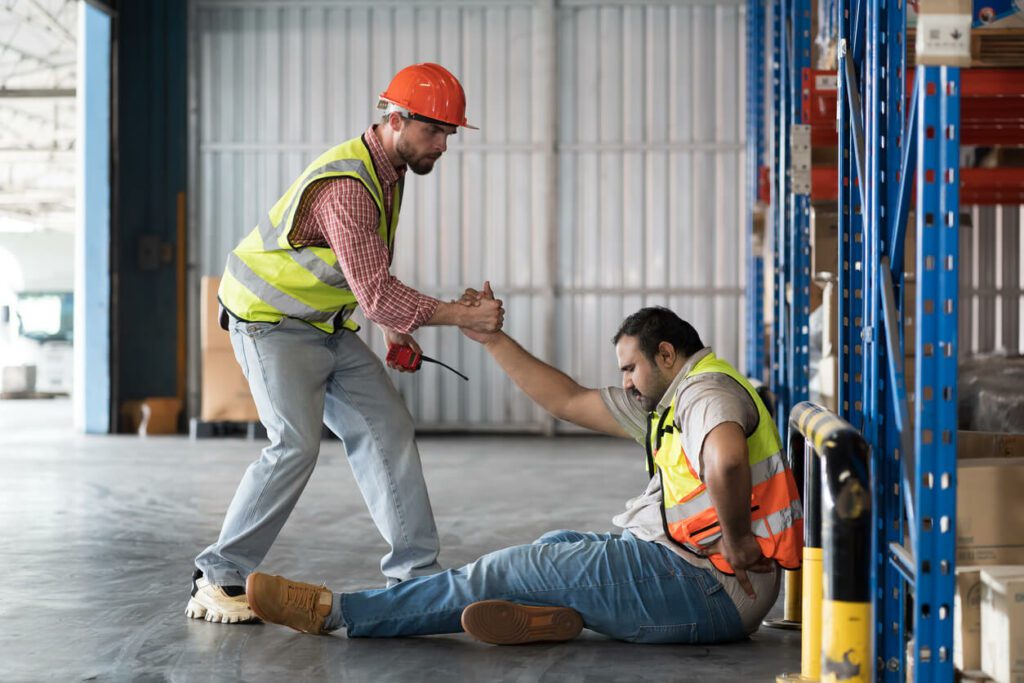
[674, 377, 760, 481]
[314, 178, 439, 333]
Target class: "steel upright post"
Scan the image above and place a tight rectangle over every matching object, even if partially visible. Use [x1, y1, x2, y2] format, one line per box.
[837, 1, 866, 434]
[913, 63, 959, 682]
[865, 0, 906, 677]
[787, 0, 812, 414]
[746, 0, 767, 381]
[771, 0, 790, 437]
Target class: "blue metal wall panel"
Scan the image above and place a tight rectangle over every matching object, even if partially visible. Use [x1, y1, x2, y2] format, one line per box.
[75, 2, 112, 434]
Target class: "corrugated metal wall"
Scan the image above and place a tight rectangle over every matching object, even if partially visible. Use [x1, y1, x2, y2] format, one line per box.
[963, 205, 1024, 355]
[189, 0, 746, 430]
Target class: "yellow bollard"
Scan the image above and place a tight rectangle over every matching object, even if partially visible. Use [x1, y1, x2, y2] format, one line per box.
[765, 568, 803, 631]
[801, 547, 823, 679]
[786, 567, 803, 622]
[821, 600, 871, 682]
[777, 550, 820, 683]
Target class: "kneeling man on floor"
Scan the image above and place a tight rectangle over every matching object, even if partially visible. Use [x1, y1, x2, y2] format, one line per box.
[246, 304, 804, 644]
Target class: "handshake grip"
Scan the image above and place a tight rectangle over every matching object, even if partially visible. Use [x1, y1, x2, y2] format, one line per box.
[386, 344, 469, 382]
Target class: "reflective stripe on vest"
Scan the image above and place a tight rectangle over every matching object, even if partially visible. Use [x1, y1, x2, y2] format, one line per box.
[218, 134, 401, 334]
[647, 352, 804, 573]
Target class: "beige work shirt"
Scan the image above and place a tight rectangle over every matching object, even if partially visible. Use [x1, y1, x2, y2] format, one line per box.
[600, 347, 781, 635]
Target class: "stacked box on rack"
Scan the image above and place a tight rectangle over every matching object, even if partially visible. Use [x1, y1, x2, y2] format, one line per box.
[955, 456, 1024, 678]
[960, 432, 1024, 459]
[955, 567, 985, 673]
[980, 567, 1024, 683]
[810, 206, 839, 411]
[957, 458, 1024, 566]
[200, 276, 260, 423]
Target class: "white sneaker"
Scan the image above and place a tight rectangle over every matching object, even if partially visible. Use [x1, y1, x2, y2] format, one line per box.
[185, 570, 258, 624]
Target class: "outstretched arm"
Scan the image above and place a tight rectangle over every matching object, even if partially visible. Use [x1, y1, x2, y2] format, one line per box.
[457, 283, 627, 437]
[476, 330, 628, 438]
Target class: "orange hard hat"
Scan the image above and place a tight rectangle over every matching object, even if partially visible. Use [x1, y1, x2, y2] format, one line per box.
[378, 63, 477, 129]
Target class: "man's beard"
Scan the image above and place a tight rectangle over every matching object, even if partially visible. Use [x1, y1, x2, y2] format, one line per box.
[631, 388, 659, 413]
[397, 137, 440, 175]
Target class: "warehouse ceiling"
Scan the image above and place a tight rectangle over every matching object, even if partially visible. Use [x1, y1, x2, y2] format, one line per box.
[0, 0, 76, 234]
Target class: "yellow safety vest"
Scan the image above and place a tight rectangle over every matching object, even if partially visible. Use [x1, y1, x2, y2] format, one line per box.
[219, 134, 402, 334]
[647, 352, 804, 574]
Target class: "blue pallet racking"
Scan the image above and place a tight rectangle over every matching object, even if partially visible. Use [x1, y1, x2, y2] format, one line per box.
[746, 0, 965, 679]
[745, 0, 766, 382]
[765, 0, 814, 439]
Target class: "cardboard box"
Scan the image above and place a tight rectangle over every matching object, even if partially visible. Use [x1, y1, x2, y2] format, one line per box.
[902, 353, 916, 403]
[752, 209, 766, 253]
[120, 397, 182, 435]
[201, 275, 231, 351]
[811, 208, 915, 281]
[960, 432, 1024, 460]
[201, 347, 260, 423]
[811, 207, 839, 277]
[980, 567, 1024, 683]
[915, 0, 973, 67]
[817, 354, 838, 412]
[956, 568, 984, 672]
[1, 365, 36, 394]
[902, 280, 916, 354]
[820, 279, 839, 357]
[199, 275, 260, 422]
[958, 459, 1024, 566]
[140, 397, 182, 435]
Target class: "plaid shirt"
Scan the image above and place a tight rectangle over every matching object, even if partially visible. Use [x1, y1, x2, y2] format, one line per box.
[288, 125, 439, 334]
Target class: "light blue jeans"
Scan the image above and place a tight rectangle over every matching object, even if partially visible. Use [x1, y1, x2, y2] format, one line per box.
[195, 316, 442, 586]
[332, 529, 746, 644]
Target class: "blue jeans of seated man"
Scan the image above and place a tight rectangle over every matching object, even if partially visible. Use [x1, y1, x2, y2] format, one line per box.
[195, 316, 442, 587]
[332, 529, 746, 644]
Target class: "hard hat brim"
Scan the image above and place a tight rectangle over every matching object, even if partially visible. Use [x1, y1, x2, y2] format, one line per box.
[378, 95, 478, 130]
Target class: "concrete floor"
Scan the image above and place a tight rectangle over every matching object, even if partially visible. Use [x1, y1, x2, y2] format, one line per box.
[0, 398, 800, 682]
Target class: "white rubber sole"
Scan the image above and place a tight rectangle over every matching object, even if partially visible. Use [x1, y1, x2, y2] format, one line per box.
[185, 596, 257, 624]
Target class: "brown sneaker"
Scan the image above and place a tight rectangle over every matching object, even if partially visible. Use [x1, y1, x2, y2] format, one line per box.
[460, 600, 583, 645]
[245, 572, 333, 635]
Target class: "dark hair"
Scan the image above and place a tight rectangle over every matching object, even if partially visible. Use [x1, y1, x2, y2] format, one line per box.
[612, 307, 704, 361]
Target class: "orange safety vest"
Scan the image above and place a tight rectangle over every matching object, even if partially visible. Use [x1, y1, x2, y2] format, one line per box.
[646, 352, 803, 574]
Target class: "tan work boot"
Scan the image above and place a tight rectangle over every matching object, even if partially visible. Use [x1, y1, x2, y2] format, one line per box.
[245, 572, 333, 635]
[460, 600, 583, 645]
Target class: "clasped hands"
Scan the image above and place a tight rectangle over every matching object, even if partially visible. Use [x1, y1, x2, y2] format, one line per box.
[454, 281, 503, 343]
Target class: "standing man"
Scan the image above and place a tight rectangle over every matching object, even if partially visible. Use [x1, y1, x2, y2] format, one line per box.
[242, 303, 803, 645]
[186, 63, 503, 624]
